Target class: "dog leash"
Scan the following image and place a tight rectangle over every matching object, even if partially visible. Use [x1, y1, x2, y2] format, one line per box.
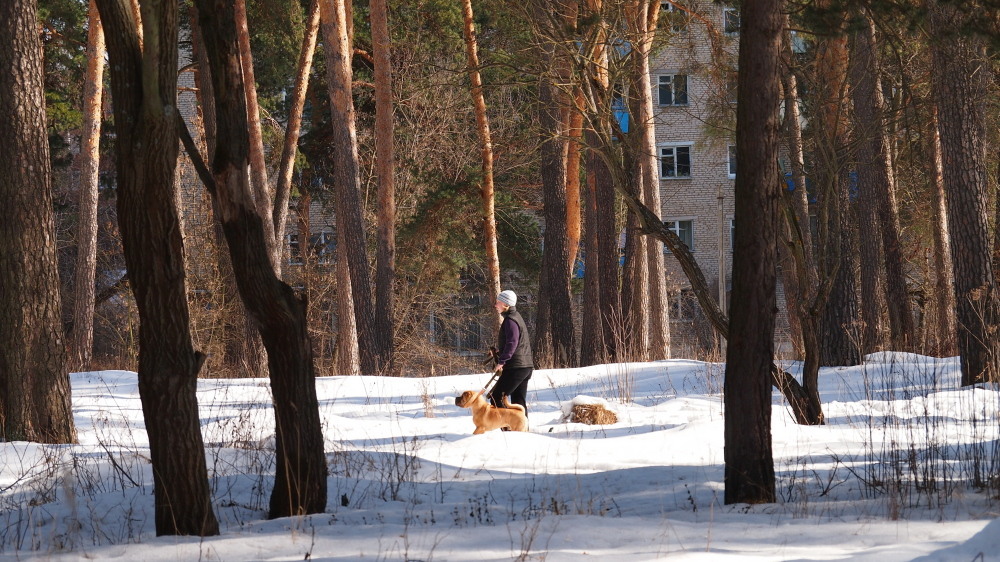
[479, 368, 502, 397]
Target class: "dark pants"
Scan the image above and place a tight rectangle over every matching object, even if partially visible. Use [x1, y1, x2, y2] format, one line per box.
[489, 366, 533, 416]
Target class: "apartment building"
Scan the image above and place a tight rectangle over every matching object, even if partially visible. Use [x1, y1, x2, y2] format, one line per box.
[652, 1, 791, 349]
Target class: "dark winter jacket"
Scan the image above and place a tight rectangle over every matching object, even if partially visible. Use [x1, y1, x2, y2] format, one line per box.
[496, 307, 533, 368]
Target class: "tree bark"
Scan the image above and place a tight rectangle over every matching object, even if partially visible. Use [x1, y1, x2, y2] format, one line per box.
[69, 0, 106, 373]
[235, 0, 276, 265]
[94, 0, 217, 535]
[0, 0, 77, 445]
[724, 0, 781, 505]
[810, 11, 860, 368]
[533, 0, 576, 368]
[926, 108, 957, 357]
[194, 0, 328, 517]
[849, 12, 913, 352]
[778, 20, 823, 424]
[588, 1, 621, 362]
[371, 0, 396, 373]
[461, 0, 501, 320]
[848, 17, 886, 355]
[581, 129, 607, 366]
[566, 88, 584, 274]
[190, 4, 267, 379]
[274, 0, 321, 278]
[621, 147, 649, 361]
[319, 0, 380, 374]
[631, 0, 669, 360]
[927, 0, 996, 385]
[778, 21, 808, 360]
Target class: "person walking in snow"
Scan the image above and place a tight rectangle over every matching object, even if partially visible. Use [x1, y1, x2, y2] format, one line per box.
[489, 290, 534, 420]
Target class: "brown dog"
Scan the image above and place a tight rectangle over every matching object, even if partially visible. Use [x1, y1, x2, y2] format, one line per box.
[454, 391, 528, 434]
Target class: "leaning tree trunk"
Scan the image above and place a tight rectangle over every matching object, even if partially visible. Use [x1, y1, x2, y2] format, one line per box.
[273, 0, 320, 277]
[0, 0, 77, 445]
[778, 20, 809, 360]
[232, 0, 270, 377]
[320, 0, 381, 374]
[193, 0, 328, 518]
[190, 5, 266, 379]
[778, 20, 824, 424]
[927, 0, 997, 385]
[69, 0, 106, 373]
[94, 0, 217, 535]
[235, 0, 275, 263]
[724, 0, 782, 505]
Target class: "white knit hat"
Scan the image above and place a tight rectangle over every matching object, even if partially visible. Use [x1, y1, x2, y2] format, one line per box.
[496, 290, 517, 307]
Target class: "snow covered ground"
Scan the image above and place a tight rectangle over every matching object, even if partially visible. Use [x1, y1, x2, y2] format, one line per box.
[2, 352, 999, 560]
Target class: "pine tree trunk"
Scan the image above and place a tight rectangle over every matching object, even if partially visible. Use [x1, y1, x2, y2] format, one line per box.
[534, 0, 576, 368]
[194, 0, 328, 517]
[927, 0, 996, 385]
[371, 0, 396, 373]
[0, 0, 77, 445]
[334, 202, 361, 375]
[581, 132, 607, 366]
[95, 0, 218, 534]
[461, 0, 501, 330]
[811, 16, 860, 367]
[566, 88, 584, 273]
[631, 0, 669, 360]
[319, 0, 379, 374]
[778, 21, 823, 423]
[584, 1, 621, 361]
[69, 0, 106, 373]
[190, 6, 266, 379]
[724, 0, 781, 505]
[849, 17, 888, 355]
[273, 0, 320, 279]
[235, 0, 276, 265]
[778, 23, 809, 359]
[820, 172, 861, 367]
[927, 109, 957, 356]
[622, 152, 649, 361]
[850, 12, 913, 351]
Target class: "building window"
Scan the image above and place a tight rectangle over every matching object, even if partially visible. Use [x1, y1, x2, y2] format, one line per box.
[657, 74, 688, 106]
[286, 233, 303, 265]
[660, 145, 692, 178]
[727, 145, 737, 178]
[664, 219, 694, 250]
[660, 1, 689, 33]
[724, 7, 740, 35]
[729, 218, 736, 252]
[310, 228, 336, 264]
